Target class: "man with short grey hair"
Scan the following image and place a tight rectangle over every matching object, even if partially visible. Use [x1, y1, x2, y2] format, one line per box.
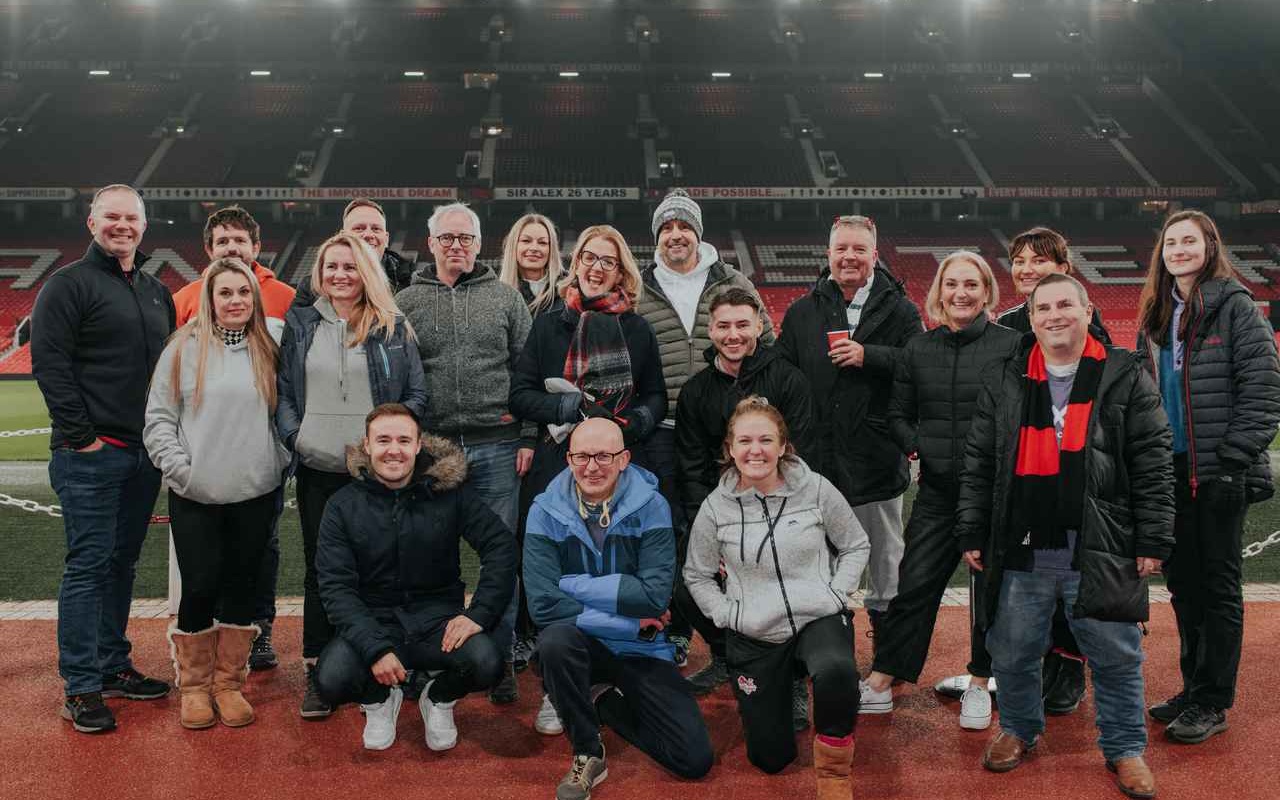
[32, 183, 176, 733]
[395, 202, 533, 704]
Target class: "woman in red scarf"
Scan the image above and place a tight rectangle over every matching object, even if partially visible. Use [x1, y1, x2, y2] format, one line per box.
[508, 224, 668, 732]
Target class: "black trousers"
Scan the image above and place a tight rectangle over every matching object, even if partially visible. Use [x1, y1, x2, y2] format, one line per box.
[315, 619, 503, 706]
[296, 464, 352, 659]
[871, 483, 1081, 683]
[726, 613, 859, 774]
[536, 623, 713, 779]
[636, 428, 697, 642]
[1168, 456, 1248, 710]
[169, 489, 276, 632]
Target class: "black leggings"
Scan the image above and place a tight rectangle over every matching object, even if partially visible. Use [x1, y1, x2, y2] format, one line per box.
[170, 489, 277, 632]
[726, 613, 859, 774]
[296, 464, 351, 659]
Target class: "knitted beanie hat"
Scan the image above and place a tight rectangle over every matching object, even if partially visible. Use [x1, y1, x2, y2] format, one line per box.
[651, 188, 704, 242]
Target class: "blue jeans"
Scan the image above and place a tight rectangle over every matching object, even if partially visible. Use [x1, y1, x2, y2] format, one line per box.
[461, 437, 520, 658]
[986, 569, 1147, 762]
[50, 445, 161, 696]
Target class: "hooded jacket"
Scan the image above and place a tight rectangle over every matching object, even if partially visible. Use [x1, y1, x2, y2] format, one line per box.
[524, 464, 677, 660]
[32, 243, 176, 450]
[394, 264, 533, 440]
[173, 261, 296, 326]
[637, 247, 776, 414]
[315, 436, 517, 666]
[683, 456, 869, 644]
[1134, 278, 1280, 502]
[776, 267, 923, 506]
[888, 314, 1021, 495]
[276, 299, 427, 463]
[674, 344, 816, 522]
[954, 340, 1175, 629]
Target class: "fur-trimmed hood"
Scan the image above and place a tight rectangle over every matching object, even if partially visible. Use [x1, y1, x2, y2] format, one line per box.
[344, 433, 468, 493]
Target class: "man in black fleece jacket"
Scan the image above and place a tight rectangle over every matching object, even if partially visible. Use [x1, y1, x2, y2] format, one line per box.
[314, 404, 516, 753]
[32, 184, 176, 734]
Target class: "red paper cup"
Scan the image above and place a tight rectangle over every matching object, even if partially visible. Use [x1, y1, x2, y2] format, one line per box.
[827, 330, 850, 351]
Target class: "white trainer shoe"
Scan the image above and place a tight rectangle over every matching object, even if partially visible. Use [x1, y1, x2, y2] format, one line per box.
[858, 679, 893, 714]
[420, 679, 458, 751]
[535, 693, 565, 735]
[959, 685, 993, 731]
[361, 685, 403, 750]
[934, 674, 998, 700]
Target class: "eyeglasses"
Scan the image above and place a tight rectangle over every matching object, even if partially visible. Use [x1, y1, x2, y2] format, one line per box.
[578, 251, 621, 272]
[568, 449, 626, 467]
[435, 233, 476, 248]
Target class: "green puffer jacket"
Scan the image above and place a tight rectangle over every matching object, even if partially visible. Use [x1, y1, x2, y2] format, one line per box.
[636, 248, 774, 415]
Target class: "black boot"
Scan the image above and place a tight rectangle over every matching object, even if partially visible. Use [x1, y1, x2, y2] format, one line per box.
[1043, 652, 1086, 716]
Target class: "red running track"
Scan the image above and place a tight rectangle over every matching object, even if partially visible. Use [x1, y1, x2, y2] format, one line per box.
[0, 604, 1277, 799]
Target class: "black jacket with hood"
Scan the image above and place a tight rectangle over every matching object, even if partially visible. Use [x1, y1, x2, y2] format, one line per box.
[315, 435, 517, 666]
[674, 344, 816, 522]
[776, 267, 923, 506]
[954, 339, 1175, 629]
[888, 314, 1021, 496]
[1134, 277, 1280, 502]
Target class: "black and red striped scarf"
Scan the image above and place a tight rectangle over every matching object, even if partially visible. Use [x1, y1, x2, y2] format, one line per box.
[562, 285, 635, 419]
[1012, 336, 1106, 550]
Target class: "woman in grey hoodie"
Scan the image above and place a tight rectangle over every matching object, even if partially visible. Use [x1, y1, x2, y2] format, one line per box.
[276, 232, 427, 719]
[683, 396, 869, 794]
[145, 258, 290, 731]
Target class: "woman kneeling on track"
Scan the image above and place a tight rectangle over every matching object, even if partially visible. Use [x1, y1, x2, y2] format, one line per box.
[683, 396, 869, 798]
[144, 258, 290, 729]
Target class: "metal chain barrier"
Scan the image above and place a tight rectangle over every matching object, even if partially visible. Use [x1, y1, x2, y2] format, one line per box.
[0, 427, 52, 438]
[2, 488, 1280, 557]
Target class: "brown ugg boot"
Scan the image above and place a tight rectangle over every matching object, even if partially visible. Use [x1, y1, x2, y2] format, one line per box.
[212, 622, 260, 727]
[168, 623, 217, 730]
[814, 736, 855, 800]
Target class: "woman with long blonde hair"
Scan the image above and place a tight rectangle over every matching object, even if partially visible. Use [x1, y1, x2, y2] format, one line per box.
[1135, 210, 1280, 743]
[144, 258, 290, 730]
[499, 212, 564, 317]
[277, 231, 428, 719]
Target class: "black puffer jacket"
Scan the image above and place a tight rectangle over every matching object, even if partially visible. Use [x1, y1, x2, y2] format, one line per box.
[674, 344, 816, 522]
[998, 302, 1114, 346]
[315, 436, 517, 666]
[954, 342, 1175, 628]
[776, 267, 923, 506]
[1135, 278, 1280, 502]
[888, 314, 1020, 495]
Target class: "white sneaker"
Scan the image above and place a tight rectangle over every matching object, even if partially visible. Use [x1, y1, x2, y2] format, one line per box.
[419, 679, 458, 751]
[934, 674, 998, 699]
[535, 693, 564, 735]
[959, 685, 992, 730]
[858, 679, 893, 714]
[361, 685, 403, 750]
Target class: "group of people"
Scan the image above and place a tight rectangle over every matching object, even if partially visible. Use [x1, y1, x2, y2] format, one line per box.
[30, 182, 1279, 800]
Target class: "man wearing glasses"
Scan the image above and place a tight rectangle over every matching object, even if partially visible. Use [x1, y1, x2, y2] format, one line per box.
[395, 202, 533, 704]
[525, 418, 713, 800]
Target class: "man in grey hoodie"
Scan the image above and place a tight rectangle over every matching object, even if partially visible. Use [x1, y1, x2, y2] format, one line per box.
[394, 202, 533, 704]
[637, 188, 774, 681]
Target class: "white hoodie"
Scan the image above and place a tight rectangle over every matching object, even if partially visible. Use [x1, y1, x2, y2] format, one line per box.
[653, 241, 719, 335]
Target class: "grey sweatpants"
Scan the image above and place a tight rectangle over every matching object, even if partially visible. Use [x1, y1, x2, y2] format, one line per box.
[853, 495, 905, 613]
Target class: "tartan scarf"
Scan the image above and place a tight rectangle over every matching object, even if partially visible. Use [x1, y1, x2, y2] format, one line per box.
[562, 285, 635, 419]
[1012, 336, 1106, 550]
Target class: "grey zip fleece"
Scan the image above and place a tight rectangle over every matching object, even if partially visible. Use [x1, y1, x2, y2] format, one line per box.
[394, 264, 532, 437]
[683, 455, 870, 644]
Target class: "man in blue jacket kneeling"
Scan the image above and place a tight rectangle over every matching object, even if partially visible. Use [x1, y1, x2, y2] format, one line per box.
[314, 403, 516, 753]
[526, 418, 713, 800]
